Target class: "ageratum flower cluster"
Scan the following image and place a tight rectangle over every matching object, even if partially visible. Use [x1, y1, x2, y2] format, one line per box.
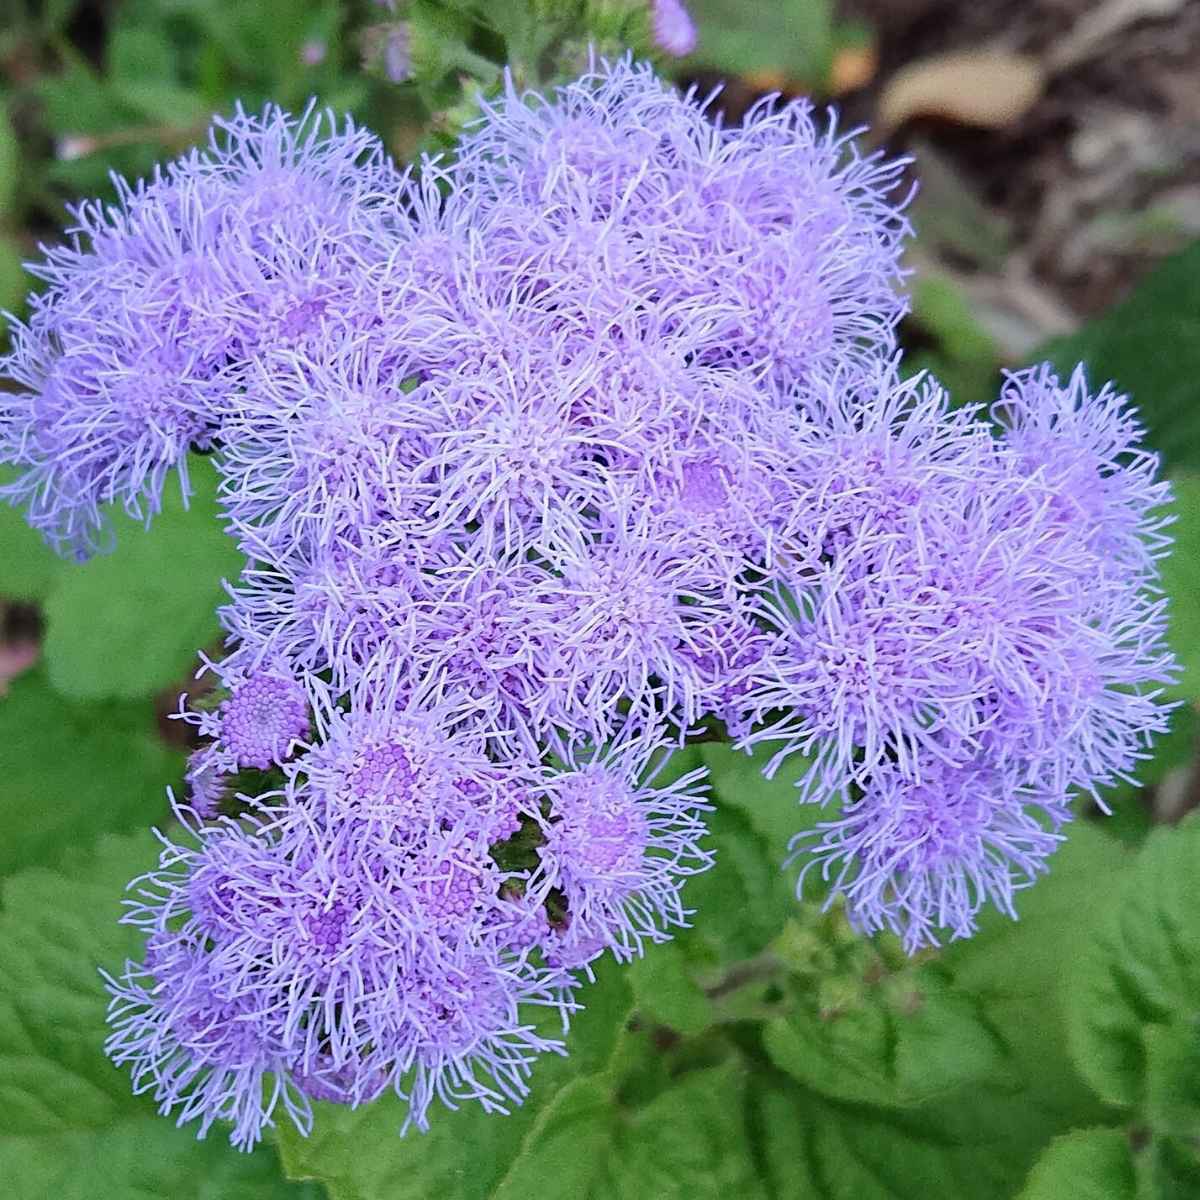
[0, 57, 1177, 1147]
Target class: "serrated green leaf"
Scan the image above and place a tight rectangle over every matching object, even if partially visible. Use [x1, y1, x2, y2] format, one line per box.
[763, 971, 1008, 1108]
[1162, 477, 1200, 700]
[1040, 240, 1200, 474]
[0, 832, 315, 1199]
[942, 820, 1128, 1127]
[0, 469, 62, 601]
[491, 1059, 764, 1200]
[753, 1068, 1070, 1200]
[1015, 1128, 1136, 1200]
[0, 668, 183, 876]
[1067, 813, 1200, 1111]
[278, 957, 633, 1200]
[43, 458, 243, 701]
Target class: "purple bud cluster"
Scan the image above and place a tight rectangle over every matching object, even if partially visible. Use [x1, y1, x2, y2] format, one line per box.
[1, 56, 1178, 1145]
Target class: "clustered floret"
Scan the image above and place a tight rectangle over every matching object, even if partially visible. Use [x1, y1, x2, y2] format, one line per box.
[1, 56, 1177, 1147]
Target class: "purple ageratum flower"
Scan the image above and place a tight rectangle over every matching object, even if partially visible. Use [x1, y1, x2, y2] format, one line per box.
[1, 103, 404, 556]
[177, 660, 310, 774]
[106, 679, 577, 1149]
[993, 363, 1174, 578]
[218, 671, 310, 770]
[794, 750, 1071, 953]
[738, 364, 1178, 804]
[736, 370, 1001, 788]
[532, 725, 712, 966]
[0, 285, 218, 556]
[650, 0, 698, 58]
[451, 55, 910, 390]
[218, 539, 425, 686]
[216, 343, 440, 560]
[105, 928, 309, 1150]
[512, 511, 741, 741]
[291, 668, 529, 849]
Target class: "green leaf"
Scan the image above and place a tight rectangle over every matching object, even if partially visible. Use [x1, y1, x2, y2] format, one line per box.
[1040, 240, 1200, 474]
[753, 1067, 1078, 1200]
[763, 969, 1008, 1108]
[0, 236, 30, 320]
[1143, 1134, 1200, 1199]
[1067, 813, 1200, 1111]
[624, 743, 823, 1033]
[1144, 1017, 1200, 1139]
[941, 821, 1128, 1128]
[626, 938, 716, 1035]
[278, 957, 633, 1200]
[696, 741, 819, 868]
[493, 1060, 765, 1200]
[0, 832, 314, 1199]
[108, 25, 176, 83]
[1161, 477, 1200, 700]
[1015, 1128, 1136, 1200]
[43, 458, 243, 701]
[0, 102, 18, 219]
[686, 0, 833, 86]
[0, 469, 62, 601]
[0, 668, 183, 876]
[684, 799, 795, 959]
[110, 81, 208, 127]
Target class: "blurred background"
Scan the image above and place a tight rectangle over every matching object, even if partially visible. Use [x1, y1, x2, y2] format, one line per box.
[1, 3, 1199, 1195]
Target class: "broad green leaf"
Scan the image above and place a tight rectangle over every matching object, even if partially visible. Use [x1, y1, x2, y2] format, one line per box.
[0, 668, 183, 875]
[1067, 813, 1200, 1110]
[493, 1059, 764, 1200]
[278, 957, 633, 1200]
[43, 458, 243, 701]
[626, 938, 715, 1035]
[1161, 477, 1200, 699]
[0, 832, 314, 1199]
[754, 1067, 1074, 1200]
[0, 469, 62, 601]
[941, 820, 1129, 1125]
[763, 969, 1008, 1108]
[686, 0, 833, 87]
[1015, 1128, 1136, 1200]
[1040, 239, 1200, 474]
[696, 740, 819, 868]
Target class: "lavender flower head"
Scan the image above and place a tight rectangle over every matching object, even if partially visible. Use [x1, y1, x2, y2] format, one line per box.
[1, 103, 402, 555]
[0, 52, 1178, 1150]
